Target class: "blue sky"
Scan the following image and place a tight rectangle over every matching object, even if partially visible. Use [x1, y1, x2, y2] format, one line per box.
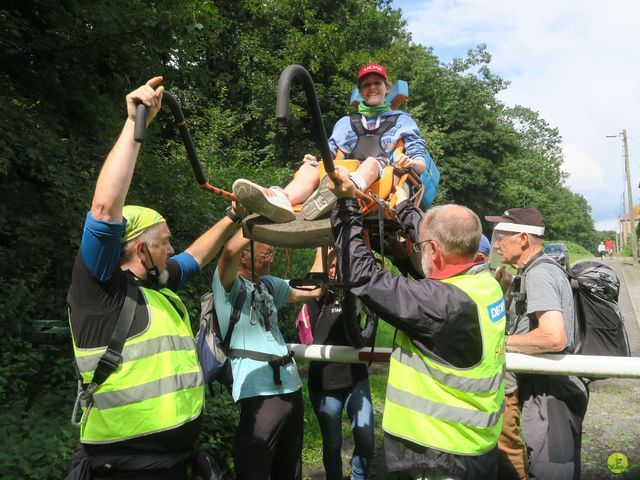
[391, 0, 640, 232]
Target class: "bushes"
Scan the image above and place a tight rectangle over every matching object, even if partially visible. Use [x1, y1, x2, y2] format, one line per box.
[198, 389, 239, 477]
[0, 380, 77, 479]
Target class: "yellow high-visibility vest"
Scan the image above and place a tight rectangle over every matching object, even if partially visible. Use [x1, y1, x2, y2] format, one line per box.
[382, 272, 506, 455]
[72, 286, 204, 444]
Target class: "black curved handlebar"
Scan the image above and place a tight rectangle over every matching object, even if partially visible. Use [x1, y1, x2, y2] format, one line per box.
[133, 91, 234, 201]
[276, 65, 335, 174]
[160, 92, 207, 186]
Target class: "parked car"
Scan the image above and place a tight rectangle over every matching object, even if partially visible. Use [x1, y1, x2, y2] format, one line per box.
[544, 242, 570, 268]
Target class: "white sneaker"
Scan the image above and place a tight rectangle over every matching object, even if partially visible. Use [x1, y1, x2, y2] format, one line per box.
[301, 174, 337, 221]
[302, 167, 353, 221]
[232, 179, 295, 223]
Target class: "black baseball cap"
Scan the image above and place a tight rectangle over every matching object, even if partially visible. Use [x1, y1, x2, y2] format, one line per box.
[485, 208, 545, 236]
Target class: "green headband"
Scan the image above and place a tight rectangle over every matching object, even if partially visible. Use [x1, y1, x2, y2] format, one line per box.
[122, 205, 165, 243]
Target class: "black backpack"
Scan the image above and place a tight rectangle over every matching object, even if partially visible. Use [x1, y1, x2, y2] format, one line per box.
[569, 261, 630, 357]
[517, 258, 631, 358]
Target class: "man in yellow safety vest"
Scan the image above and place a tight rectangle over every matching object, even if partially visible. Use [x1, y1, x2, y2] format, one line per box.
[66, 77, 243, 479]
[328, 170, 506, 480]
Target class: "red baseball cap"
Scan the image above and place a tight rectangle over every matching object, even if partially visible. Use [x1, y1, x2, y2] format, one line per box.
[357, 63, 388, 81]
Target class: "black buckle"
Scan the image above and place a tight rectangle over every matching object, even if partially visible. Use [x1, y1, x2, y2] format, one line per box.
[99, 347, 122, 370]
[92, 348, 122, 385]
[268, 352, 294, 387]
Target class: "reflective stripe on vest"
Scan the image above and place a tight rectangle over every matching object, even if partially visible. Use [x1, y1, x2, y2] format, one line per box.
[382, 272, 506, 455]
[72, 286, 204, 444]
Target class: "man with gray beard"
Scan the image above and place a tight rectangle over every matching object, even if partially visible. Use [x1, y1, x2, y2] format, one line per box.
[328, 172, 507, 480]
[66, 77, 242, 478]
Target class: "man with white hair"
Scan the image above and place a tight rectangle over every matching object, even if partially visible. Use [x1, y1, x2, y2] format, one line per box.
[486, 207, 589, 480]
[328, 171, 506, 480]
[66, 77, 242, 478]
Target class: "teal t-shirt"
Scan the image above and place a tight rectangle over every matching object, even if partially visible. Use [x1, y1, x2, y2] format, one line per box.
[212, 267, 301, 401]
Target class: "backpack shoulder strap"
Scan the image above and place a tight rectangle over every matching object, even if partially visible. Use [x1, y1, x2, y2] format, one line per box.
[260, 276, 275, 298]
[527, 256, 578, 288]
[221, 280, 247, 349]
[90, 280, 139, 387]
[349, 113, 366, 136]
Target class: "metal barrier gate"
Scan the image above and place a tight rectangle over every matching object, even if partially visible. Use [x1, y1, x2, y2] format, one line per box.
[287, 344, 640, 379]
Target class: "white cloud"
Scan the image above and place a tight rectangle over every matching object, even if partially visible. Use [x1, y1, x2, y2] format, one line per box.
[395, 0, 640, 224]
[595, 218, 620, 233]
[561, 143, 606, 191]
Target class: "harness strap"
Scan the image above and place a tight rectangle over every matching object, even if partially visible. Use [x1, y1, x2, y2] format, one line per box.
[228, 349, 294, 386]
[92, 280, 139, 386]
[349, 113, 400, 137]
[348, 114, 401, 161]
[72, 280, 139, 426]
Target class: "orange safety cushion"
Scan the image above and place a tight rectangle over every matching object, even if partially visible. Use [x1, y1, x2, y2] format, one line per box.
[317, 160, 395, 200]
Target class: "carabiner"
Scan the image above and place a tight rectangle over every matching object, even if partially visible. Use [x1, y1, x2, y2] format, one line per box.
[70, 383, 96, 427]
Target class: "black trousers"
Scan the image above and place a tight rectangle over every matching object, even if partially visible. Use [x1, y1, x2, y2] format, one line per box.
[234, 390, 304, 480]
[65, 443, 189, 480]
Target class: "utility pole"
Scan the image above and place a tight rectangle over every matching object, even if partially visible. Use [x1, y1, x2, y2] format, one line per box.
[623, 129, 639, 263]
[622, 190, 626, 250]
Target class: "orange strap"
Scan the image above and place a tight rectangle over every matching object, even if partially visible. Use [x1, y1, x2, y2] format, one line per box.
[283, 248, 291, 279]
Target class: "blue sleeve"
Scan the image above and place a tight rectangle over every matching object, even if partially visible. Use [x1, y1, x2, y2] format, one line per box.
[264, 275, 291, 309]
[80, 211, 126, 282]
[396, 114, 427, 162]
[171, 251, 201, 289]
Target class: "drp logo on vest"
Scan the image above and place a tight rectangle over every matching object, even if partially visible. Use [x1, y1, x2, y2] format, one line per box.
[487, 299, 506, 323]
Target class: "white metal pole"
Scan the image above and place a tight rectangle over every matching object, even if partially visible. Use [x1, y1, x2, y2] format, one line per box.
[287, 344, 640, 379]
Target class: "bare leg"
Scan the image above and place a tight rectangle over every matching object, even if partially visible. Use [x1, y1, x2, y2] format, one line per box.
[288, 156, 382, 205]
[283, 161, 320, 205]
[301, 157, 385, 221]
[351, 156, 384, 190]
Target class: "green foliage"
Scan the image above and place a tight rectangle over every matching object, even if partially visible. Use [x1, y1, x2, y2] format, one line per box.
[0, 404, 77, 479]
[301, 379, 323, 466]
[199, 389, 239, 476]
[617, 237, 633, 257]
[563, 240, 593, 258]
[0, 332, 77, 476]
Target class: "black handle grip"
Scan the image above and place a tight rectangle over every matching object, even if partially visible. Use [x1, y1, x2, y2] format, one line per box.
[276, 65, 334, 174]
[134, 104, 148, 143]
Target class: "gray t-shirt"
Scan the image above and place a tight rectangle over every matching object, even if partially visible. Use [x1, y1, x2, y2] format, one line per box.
[505, 257, 575, 393]
[524, 261, 574, 349]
